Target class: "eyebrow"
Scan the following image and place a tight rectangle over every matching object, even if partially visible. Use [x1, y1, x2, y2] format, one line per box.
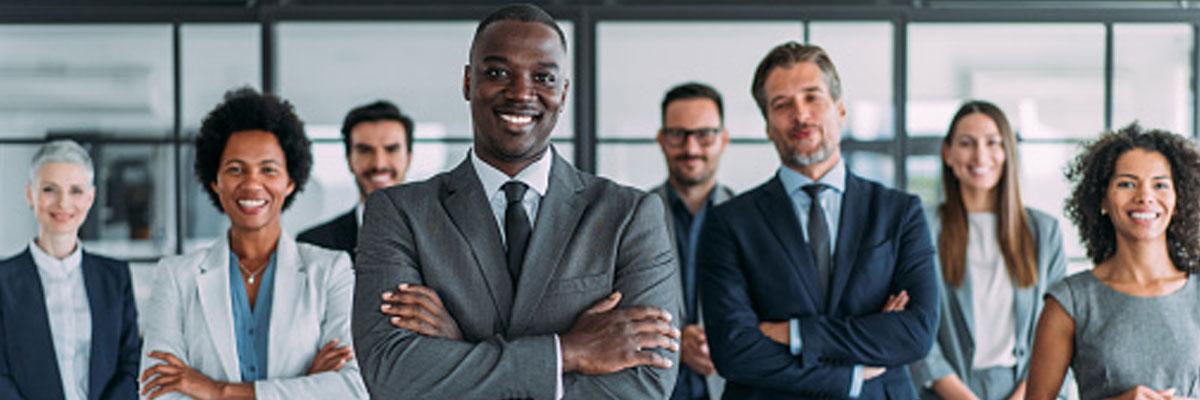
[480, 56, 560, 70]
[223, 158, 282, 165]
[1114, 173, 1172, 180]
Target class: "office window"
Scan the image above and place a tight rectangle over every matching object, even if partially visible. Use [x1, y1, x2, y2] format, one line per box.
[181, 24, 262, 133]
[0, 25, 173, 139]
[1113, 24, 1192, 134]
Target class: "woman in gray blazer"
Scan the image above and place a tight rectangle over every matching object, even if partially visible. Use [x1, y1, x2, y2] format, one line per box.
[908, 101, 1066, 400]
[138, 88, 366, 399]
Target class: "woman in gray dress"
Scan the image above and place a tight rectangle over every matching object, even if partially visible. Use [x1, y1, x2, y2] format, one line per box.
[1027, 124, 1200, 400]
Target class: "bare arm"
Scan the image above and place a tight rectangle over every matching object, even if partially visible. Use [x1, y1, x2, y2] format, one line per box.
[1025, 298, 1074, 400]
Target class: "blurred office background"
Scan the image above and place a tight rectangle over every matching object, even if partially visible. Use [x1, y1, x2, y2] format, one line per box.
[0, 0, 1195, 326]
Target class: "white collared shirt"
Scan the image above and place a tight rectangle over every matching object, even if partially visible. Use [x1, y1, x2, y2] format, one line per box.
[470, 147, 551, 245]
[469, 147, 561, 398]
[30, 239, 91, 400]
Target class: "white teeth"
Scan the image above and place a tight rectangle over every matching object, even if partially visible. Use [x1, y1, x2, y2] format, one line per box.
[971, 167, 990, 174]
[500, 114, 534, 125]
[370, 174, 392, 184]
[237, 199, 266, 208]
[1130, 212, 1157, 220]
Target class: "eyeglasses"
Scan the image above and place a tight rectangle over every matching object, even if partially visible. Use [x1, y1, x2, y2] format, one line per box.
[660, 127, 722, 147]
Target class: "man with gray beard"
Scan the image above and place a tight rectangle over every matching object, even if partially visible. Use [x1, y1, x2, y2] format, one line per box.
[696, 42, 940, 399]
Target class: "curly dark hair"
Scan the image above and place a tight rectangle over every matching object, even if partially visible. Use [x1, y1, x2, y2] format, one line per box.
[1065, 123, 1200, 272]
[195, 87, 312, 212]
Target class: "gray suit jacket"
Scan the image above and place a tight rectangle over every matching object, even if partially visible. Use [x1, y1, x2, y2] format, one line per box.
[649, 183, 733, 399]
[908, 207, 1068, 398]
[353, 152, 683, 399]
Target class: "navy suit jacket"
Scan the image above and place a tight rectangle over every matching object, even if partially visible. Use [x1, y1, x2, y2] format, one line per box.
[699, 171, 940, 399]
[297, 209, 358, 259]
[0, 248, 140, 400]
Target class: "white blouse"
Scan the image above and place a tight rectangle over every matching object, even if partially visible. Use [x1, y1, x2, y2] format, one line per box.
[30, 239, 92, 400]
[966, 213, 1018, 369]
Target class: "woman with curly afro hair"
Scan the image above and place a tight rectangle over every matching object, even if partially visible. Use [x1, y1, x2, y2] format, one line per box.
[1026, 124, 1200, 400]
[137, 88, 367, 399]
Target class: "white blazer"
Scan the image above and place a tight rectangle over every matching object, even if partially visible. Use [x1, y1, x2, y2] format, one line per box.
[139, 232, 367, 399]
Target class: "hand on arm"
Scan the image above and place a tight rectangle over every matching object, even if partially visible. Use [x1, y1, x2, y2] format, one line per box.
[680, 324, 715, 376]
[931, 374, 980, 400]
[307, 339, 354, 375]
[1107, 386, 1181, 400]
[139, 352, 254, 400]
[379, 284, 463, 340]
[560, 292, 681, 375]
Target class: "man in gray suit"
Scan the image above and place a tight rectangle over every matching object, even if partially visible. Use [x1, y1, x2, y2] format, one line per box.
[650, 82, 733, 400]
[351, 4, 683, 399]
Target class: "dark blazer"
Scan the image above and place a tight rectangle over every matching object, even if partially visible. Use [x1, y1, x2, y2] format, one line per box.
[0, 248, 140, 400]
[908, 208, 1068, 399]
[352, 152, 683, 399]
[699, 171, 940, 399]
[297, 209, 358, 258]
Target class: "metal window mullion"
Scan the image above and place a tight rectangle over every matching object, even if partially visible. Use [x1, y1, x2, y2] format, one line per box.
[894, 17, 908, 190]
[574, 8, 597, 174]
[172, 22, 184, 255]
[1105, 22, 1114, 131]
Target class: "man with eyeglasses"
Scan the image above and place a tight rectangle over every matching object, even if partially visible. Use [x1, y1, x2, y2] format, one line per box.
[651, 82, 733, 400]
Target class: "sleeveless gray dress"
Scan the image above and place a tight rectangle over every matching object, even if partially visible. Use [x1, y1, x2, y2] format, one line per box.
[1046, 271, 1200, 400]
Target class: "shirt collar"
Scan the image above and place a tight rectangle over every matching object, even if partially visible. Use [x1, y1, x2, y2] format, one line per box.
[665, 183, 720, 214]
[470, 146, 554, 199]
[777, 157, 847, 196]
[28, 238, 83, 276]
[355, 202, 365, 227]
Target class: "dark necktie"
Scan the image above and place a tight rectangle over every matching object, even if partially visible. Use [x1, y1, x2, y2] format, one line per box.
[503, 181, 532, 286]
[802, 184, 832, 302]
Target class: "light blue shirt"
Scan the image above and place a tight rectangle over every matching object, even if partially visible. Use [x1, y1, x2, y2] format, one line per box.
[777, 161, 865, 397]
[229, 247, 277, 382]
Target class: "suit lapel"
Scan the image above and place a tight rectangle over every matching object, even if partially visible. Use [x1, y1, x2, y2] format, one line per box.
[267, 234, 305, 377]
[754, 177, 821, 309]
[826, 173, 868, 314]
[443, 159, 514, 327]
[80, 253, 109, 400]
[195, 235, 240, 380]
[509, 154, 586, 336]
[335, 210, 359, 253]
[9, 250, 64, 398]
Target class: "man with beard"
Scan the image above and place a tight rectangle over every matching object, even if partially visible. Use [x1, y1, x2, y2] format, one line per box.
[697, 42, 940, 398]
[351, 4, 682, 399]
[298, 100, 413, 258]
[650, 82, 733, 400]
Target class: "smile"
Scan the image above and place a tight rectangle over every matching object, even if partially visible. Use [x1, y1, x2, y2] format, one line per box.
[1129, 211, 1159, 220]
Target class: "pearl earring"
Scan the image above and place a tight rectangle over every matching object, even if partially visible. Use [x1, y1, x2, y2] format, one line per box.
[1101, 208, 1108, 215]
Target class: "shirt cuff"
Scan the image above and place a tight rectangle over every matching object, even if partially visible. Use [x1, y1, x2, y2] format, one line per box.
[849, 365, 865, 398]
[555, 334, 563, 400]
[788, 318, 802, 356]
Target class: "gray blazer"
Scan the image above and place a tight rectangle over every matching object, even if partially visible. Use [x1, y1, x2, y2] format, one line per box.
[352, 152, 683, 399]
[649, 183, 734, 399]
[908, 207, 1067, 398]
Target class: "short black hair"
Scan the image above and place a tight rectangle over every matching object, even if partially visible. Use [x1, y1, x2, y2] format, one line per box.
[472, 3, 567, 53]
[341, 100, 414, 155]
[1065, 123, 1200, 272]
[195, 87, 312, 212]
[661, 82, 724, 127]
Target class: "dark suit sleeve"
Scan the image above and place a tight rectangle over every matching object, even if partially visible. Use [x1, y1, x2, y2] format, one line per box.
[100, 261, 140, 400]
[699, 207, 857, 398]
[796, 195, 940, 367]
[0, 295, 29, 400]
[352, 191, 560, 400]
[560, 193, 683, 398]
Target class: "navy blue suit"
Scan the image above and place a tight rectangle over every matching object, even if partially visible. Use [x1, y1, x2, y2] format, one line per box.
[0, 249, 140, 400]
[699, 172, 939, 399]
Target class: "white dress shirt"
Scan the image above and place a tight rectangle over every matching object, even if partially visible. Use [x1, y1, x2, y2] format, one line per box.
[966, 213, 1018, 369]
[30, 239, 91, 400]
[469, 147, 562, 398]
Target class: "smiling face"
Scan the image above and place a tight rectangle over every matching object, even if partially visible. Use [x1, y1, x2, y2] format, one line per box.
[464, 20, 569, 172]
[348, 120, 410, 200]
[944, 112, 1007, 196]
[210, 130, 295, 235]
[26, 162, 95, 237]
[657, 98, 729, 188]
[1103, 148, 1176, 243]
[762, 61, 846, 177]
